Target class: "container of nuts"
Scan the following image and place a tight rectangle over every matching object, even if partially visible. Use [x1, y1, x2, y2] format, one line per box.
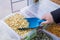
[1, 13, 37, 40]
[42, 23, 60, 40]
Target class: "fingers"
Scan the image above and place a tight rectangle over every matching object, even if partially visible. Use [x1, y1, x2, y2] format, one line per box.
[41, 15, 46, 20]
[41, 13, 54, 25]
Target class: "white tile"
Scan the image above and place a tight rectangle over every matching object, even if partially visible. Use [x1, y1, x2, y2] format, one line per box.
[12, 0, 24, 2]
[12, 0, 27, 12]
[12, 0, 19, 2]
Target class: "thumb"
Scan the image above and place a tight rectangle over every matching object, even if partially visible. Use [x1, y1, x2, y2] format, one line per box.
[41, 20, 49, 25]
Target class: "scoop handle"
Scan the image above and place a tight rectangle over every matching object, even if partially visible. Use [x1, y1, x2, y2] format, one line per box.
[29, 19, 45, 28]
[39, 19, 46, 24]
[38, 19, 46, 26]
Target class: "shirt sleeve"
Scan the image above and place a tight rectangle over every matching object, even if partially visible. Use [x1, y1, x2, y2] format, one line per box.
[51, 8, 60, 23]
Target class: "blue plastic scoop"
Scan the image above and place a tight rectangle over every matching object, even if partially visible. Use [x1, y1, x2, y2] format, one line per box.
[18, 17, 45, 30]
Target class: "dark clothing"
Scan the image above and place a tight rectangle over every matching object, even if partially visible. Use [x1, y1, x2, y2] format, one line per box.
[51, 8, 60, 23]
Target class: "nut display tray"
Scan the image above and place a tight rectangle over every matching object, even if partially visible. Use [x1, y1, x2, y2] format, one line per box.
[42, 24, 60, 40]
[1, 12, 37, 40]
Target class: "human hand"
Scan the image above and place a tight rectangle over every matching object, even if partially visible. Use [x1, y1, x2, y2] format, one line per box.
[41, 13, 54, 25]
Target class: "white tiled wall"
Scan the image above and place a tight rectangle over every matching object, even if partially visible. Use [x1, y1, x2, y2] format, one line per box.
[0, 0, 11, 19]
[0, 0, 38, 19]
[0, 0, 28, 19]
